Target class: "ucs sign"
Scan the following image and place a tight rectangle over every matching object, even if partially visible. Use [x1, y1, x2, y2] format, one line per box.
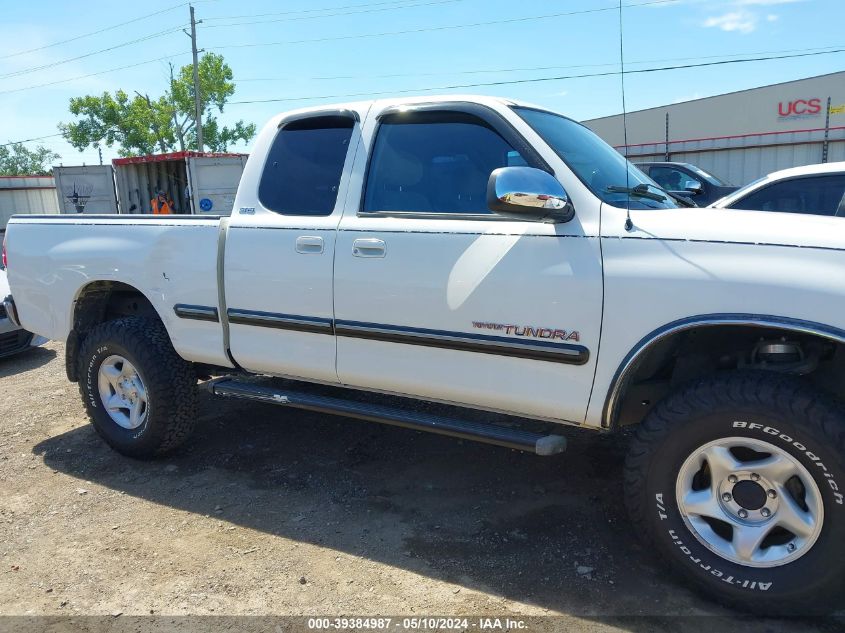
[778, 98, 822, 117]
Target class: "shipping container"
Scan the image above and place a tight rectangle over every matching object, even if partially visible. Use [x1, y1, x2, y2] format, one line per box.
[112, 152, 248, 215]
[52, 165, 118, 214]
[0, 175, 58, 232]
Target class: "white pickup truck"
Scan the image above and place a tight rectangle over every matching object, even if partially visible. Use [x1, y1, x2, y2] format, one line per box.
[4, 95, 845, 613]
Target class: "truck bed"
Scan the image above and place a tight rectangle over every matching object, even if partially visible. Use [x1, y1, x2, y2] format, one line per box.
[4, 214, 231, 367]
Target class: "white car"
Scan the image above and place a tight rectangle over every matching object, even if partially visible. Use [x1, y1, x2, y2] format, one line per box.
[711, 161, 845, 216]
[5, 95, 845, 614]
[0, 265, 44, 358]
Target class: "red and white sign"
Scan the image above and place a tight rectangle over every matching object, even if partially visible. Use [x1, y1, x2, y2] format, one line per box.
[778, 98, 822, 118]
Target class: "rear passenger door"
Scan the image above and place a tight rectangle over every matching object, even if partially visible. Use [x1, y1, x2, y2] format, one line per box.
[224, 110, 363, 383]
[332, 103, 603, 424]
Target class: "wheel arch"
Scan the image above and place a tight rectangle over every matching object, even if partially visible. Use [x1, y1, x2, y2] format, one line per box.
[602, 314, 845, 430]
[66, 279, 168, 382]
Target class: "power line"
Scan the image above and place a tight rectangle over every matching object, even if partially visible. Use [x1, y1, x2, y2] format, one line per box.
[0, 52, 191, 96]
[202, 0, 468, 28]
[234, 45, 845, 83]
[203, 0, 458, 21]
[0, 25, 188, 81]
[0, 134, 64, 148]
[228, 48, 845, 105]
[0, 2, 188, 60]
[211, 0, 681, 51]
[4, 42, 838, 98]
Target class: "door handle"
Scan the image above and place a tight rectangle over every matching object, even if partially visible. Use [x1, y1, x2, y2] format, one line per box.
[352, 238, 386, 258]
[295, 236, 324, 254]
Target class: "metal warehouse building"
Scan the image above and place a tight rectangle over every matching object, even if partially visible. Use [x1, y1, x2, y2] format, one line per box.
[583, 71, 845, 186]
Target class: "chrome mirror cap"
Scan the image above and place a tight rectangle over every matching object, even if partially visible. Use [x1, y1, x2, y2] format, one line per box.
[486, 166, 575, 223]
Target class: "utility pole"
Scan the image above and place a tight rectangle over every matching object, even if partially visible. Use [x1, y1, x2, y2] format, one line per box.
[189, 5, 204, 152]
[98, 146, 103, 165]
[822, 96, 831, 164]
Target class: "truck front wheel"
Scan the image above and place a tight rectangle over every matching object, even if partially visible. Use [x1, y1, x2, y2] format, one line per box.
[625, 371, 845, 614]
[78, 316, 198, 458]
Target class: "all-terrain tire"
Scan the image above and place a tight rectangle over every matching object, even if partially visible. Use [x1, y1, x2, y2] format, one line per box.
[77, 316, 198, 458]
[625, 371, 845, 615]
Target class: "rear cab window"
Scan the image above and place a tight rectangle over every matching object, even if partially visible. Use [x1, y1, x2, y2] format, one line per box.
[258, 115, 355, 216]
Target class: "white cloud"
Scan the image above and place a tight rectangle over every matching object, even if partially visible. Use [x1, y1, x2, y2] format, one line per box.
[701, 0, 801, 33]
[736, 0, 803, 5]
[703, 10, 757, 33]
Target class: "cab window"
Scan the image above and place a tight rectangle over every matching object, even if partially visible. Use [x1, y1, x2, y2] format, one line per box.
[362, 112, 525, 215]
[258, 115, 354, 216]
[650, 166, 693, 191]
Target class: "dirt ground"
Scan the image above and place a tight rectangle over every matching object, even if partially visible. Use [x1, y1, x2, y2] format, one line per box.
[1, 341, 842, 632]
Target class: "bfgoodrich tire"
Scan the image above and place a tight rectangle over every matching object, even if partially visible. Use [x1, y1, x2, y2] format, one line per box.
[78, 316, 197, 458]
[625, 371, 845, 615]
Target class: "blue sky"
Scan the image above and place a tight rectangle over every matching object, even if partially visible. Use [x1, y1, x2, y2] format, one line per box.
[1, 0, 842, 164]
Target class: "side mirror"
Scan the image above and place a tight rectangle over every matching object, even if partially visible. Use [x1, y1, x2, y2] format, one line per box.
[683, 179, 704, 195]
[486, 167, 574, 223]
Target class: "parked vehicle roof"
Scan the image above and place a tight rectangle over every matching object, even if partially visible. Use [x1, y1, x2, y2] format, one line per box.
[711, 161, 845, 208]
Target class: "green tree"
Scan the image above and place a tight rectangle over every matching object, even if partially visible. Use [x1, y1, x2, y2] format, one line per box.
[60, 53, 256, 157]
[0, 143, 60, 176]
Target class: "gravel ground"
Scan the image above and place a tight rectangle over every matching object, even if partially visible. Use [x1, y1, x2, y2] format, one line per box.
[1, 341, 842, 632]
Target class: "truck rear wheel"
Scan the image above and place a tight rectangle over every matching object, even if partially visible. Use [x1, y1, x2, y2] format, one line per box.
[625, 371, 845, 614]
[78, 316, 197, 458]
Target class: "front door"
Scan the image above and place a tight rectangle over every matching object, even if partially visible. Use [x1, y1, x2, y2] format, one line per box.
[333, 102, 603, 423]
[224, 109, 364, 383]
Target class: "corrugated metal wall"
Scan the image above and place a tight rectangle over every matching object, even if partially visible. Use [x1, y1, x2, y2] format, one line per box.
[626, 126, 845, 185]
[670, 141, 845, 185]
[586, 72, 845, 186]
[0, 176, 59, 230]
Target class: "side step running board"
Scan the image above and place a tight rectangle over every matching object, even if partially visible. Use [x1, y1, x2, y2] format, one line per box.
[207, 378, 567, 456]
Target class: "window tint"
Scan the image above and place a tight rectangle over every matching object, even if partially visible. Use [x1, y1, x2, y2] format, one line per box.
[363, 114, 524, 215]
[650, 166, 694, 191]
[729, 174, 845, 217]
[259, 115, 354, 216]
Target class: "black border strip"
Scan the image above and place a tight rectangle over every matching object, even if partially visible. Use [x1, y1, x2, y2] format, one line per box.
[335, 319, 589, 365]
[173, 304, 219, 322]
[227, 309, 333, 334]
[221, 309, 589, 365]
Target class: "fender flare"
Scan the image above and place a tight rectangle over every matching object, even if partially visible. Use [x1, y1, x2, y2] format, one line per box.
[601, 313, 845, 429]
[66, 279, 170, 382]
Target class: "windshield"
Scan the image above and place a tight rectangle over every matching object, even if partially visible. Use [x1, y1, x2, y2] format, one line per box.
[513, 107, 678, 210]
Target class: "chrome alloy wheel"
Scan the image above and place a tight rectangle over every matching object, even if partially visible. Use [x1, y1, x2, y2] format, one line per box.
[97, 355, 149, 430]
[676, 436, 823, 568]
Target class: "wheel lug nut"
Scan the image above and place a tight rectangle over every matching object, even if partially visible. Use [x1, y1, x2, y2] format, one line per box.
[751, 473, 760, 482]
[761, 508, 771, 518]
[787, 543, 796, 552]
[728, 475, 738, 484]
[767, 489, 777, 499]
[722, 493, 732, 502]
[738, 509, 748, 519]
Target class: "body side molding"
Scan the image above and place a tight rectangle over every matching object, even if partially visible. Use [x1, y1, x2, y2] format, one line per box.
[227, 309, 334, 334]
[335, 319, 589, 365]
[220, 309, 590, 365]
[602, 313, 845, 429]
[173, 304, 219, 322]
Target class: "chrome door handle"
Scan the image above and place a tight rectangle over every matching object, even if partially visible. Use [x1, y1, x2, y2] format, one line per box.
[352, 238, 386, 258]
[295, 235, 324, 254]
